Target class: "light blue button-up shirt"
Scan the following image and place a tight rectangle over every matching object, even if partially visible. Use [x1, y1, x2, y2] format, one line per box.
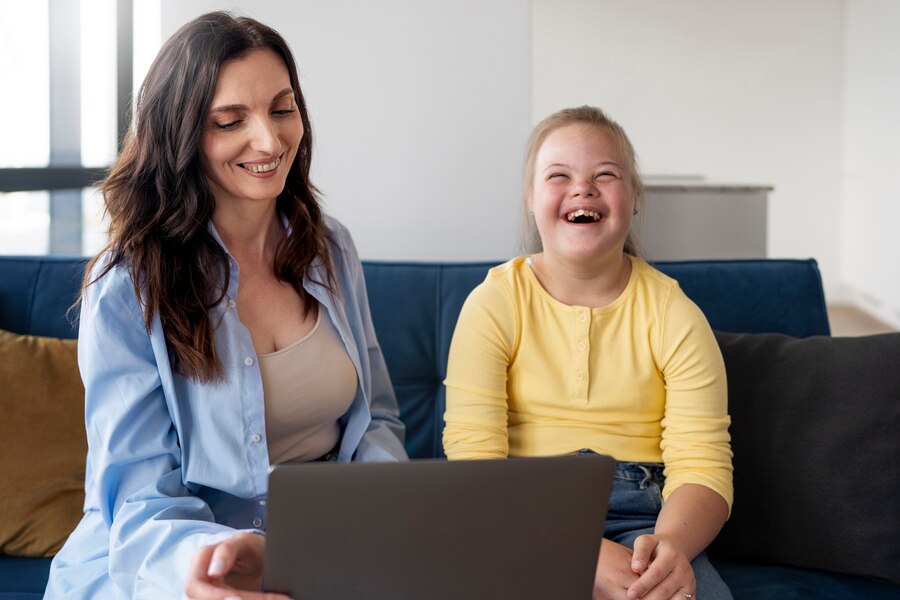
[44, 217, 407, 599]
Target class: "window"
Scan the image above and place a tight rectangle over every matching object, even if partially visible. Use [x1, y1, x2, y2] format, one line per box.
[0, 0, 161, 255]
[0, 1, 50, 168]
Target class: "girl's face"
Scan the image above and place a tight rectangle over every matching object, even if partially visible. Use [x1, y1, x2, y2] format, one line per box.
[530, 123, 634, 267]
[200, 48, 304, 210]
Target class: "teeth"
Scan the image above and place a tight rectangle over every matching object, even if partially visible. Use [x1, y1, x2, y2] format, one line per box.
[243, 157, 280, 173]
[566, 208, 601, 222]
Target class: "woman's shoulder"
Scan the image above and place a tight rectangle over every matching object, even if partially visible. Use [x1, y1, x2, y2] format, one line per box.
[322, 213, 351, 241]
[84, 251, 138, 300]
[79, 251, 148, 329]
[320, 214, 359, 264]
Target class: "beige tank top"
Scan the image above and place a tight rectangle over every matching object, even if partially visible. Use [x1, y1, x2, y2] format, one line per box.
[259, 305, 357, 464]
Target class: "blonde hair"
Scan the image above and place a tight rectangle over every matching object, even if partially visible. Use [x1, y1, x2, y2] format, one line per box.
[522, 106, 644, 256]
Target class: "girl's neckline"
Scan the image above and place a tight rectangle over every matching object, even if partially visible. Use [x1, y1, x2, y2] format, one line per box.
[523, 254, 638, 312]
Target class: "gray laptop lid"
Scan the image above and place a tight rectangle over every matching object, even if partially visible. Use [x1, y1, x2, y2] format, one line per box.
[263, 454, 615, 600]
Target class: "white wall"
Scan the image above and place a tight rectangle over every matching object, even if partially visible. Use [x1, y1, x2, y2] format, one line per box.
[532, 0, 845, 297]
[158, 1, 899, 325]
[841, 0, 900, 329]
[161, 0, 531, 262]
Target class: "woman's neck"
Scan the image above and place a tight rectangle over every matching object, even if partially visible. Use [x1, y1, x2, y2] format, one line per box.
[211, 199, 283, 267]
[530, 251, 632, 308]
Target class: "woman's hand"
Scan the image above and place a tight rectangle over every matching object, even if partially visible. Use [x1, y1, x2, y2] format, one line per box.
[593, 538, 639, 599]
[626, 533, 695, 600]
[185, 533, 292, 600]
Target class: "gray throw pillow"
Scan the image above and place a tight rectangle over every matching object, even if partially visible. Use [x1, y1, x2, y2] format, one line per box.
[710, 331, 900, 586]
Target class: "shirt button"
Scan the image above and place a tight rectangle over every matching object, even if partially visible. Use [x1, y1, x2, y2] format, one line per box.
[576, 371, 585, 381]
[259, 498, 267, 506]
[252, 517, 263, 528]
[577, 342, 586, 352]
[250, 433, 262, 444]
[578, 313, 588, 323]
[244, 356, 254, 366]
[228, 299, 236, 309]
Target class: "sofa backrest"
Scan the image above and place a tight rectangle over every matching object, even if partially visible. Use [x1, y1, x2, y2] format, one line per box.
[0, 256, 830, 459]
[0, 256, 87, 340]
[362, 258, 830, 458]
[362, 262, 498, 459]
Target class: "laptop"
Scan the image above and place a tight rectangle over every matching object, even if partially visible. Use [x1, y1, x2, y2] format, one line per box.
[263, 454, 615, 600]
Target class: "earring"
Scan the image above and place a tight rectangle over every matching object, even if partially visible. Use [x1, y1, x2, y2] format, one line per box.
[633, 208, 638, 215]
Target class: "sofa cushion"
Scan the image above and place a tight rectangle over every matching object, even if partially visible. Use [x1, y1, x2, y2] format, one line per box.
[712, 559, 900, 600]
[0, 329, 86, 557]
[711, 331, 900, 586]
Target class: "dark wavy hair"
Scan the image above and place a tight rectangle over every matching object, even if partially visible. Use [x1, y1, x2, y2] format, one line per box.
[85, 11, 333, 383]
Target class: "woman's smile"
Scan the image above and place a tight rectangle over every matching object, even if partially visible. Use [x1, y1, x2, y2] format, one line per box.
[200, 48, 304, 207]
[238, 154, 284, 177]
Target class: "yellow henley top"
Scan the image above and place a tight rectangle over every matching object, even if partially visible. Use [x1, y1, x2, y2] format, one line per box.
[443, 255, 733, 509]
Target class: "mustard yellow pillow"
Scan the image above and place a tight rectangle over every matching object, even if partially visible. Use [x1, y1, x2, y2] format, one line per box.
[0, 328, 86, 557]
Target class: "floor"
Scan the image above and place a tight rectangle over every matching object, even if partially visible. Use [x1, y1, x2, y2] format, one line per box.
[827, 304, 898, 337]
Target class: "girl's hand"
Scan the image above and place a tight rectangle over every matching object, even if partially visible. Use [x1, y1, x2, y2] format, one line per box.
[626, 533, 696, 600]
[593, 538, 639, 599]
[184, 533, 292, 600]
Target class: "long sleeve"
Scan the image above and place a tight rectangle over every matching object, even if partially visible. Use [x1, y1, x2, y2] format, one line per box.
[442, 276, 518, 459]
[78, 265, 247, 599]
[656, 285, 733, 510]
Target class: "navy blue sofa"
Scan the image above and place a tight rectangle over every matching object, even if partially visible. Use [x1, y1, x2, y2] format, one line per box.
[2, 256, 899, 599]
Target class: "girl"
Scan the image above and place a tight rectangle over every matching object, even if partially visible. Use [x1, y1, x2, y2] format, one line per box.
[443, 106, 733, 600]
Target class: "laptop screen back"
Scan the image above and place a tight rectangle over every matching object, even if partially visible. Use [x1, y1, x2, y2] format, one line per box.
[263, 454, 614, 600]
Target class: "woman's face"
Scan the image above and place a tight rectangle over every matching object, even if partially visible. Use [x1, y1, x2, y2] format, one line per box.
[200, 48, 303, 209]
[530, 123, 634, 266]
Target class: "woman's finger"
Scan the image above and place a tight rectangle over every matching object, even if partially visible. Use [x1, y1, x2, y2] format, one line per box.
[207, 540, 239, 579]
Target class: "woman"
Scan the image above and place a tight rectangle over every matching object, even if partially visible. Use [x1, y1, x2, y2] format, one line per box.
[443, 106, 733, 600]
[44, 12, 406, 600]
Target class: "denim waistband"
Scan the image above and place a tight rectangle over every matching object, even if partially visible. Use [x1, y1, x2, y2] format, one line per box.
[614, 461, 664, 480]
[573, 450, 664, 487]
[615, 461, 665, 490]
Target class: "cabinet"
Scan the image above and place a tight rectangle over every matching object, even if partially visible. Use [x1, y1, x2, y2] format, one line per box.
[635, 183, 772, 261]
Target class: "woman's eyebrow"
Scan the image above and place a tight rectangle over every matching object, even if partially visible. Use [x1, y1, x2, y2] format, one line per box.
[208, 89, 294, 114]
[271, 88, 294, 103]
[209, 103, 246, 115]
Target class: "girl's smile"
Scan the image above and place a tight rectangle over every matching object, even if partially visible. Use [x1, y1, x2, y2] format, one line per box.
[530, 123, 635, 269]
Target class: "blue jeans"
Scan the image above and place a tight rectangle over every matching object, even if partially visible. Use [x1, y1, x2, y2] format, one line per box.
[603, 460, 733, 599]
